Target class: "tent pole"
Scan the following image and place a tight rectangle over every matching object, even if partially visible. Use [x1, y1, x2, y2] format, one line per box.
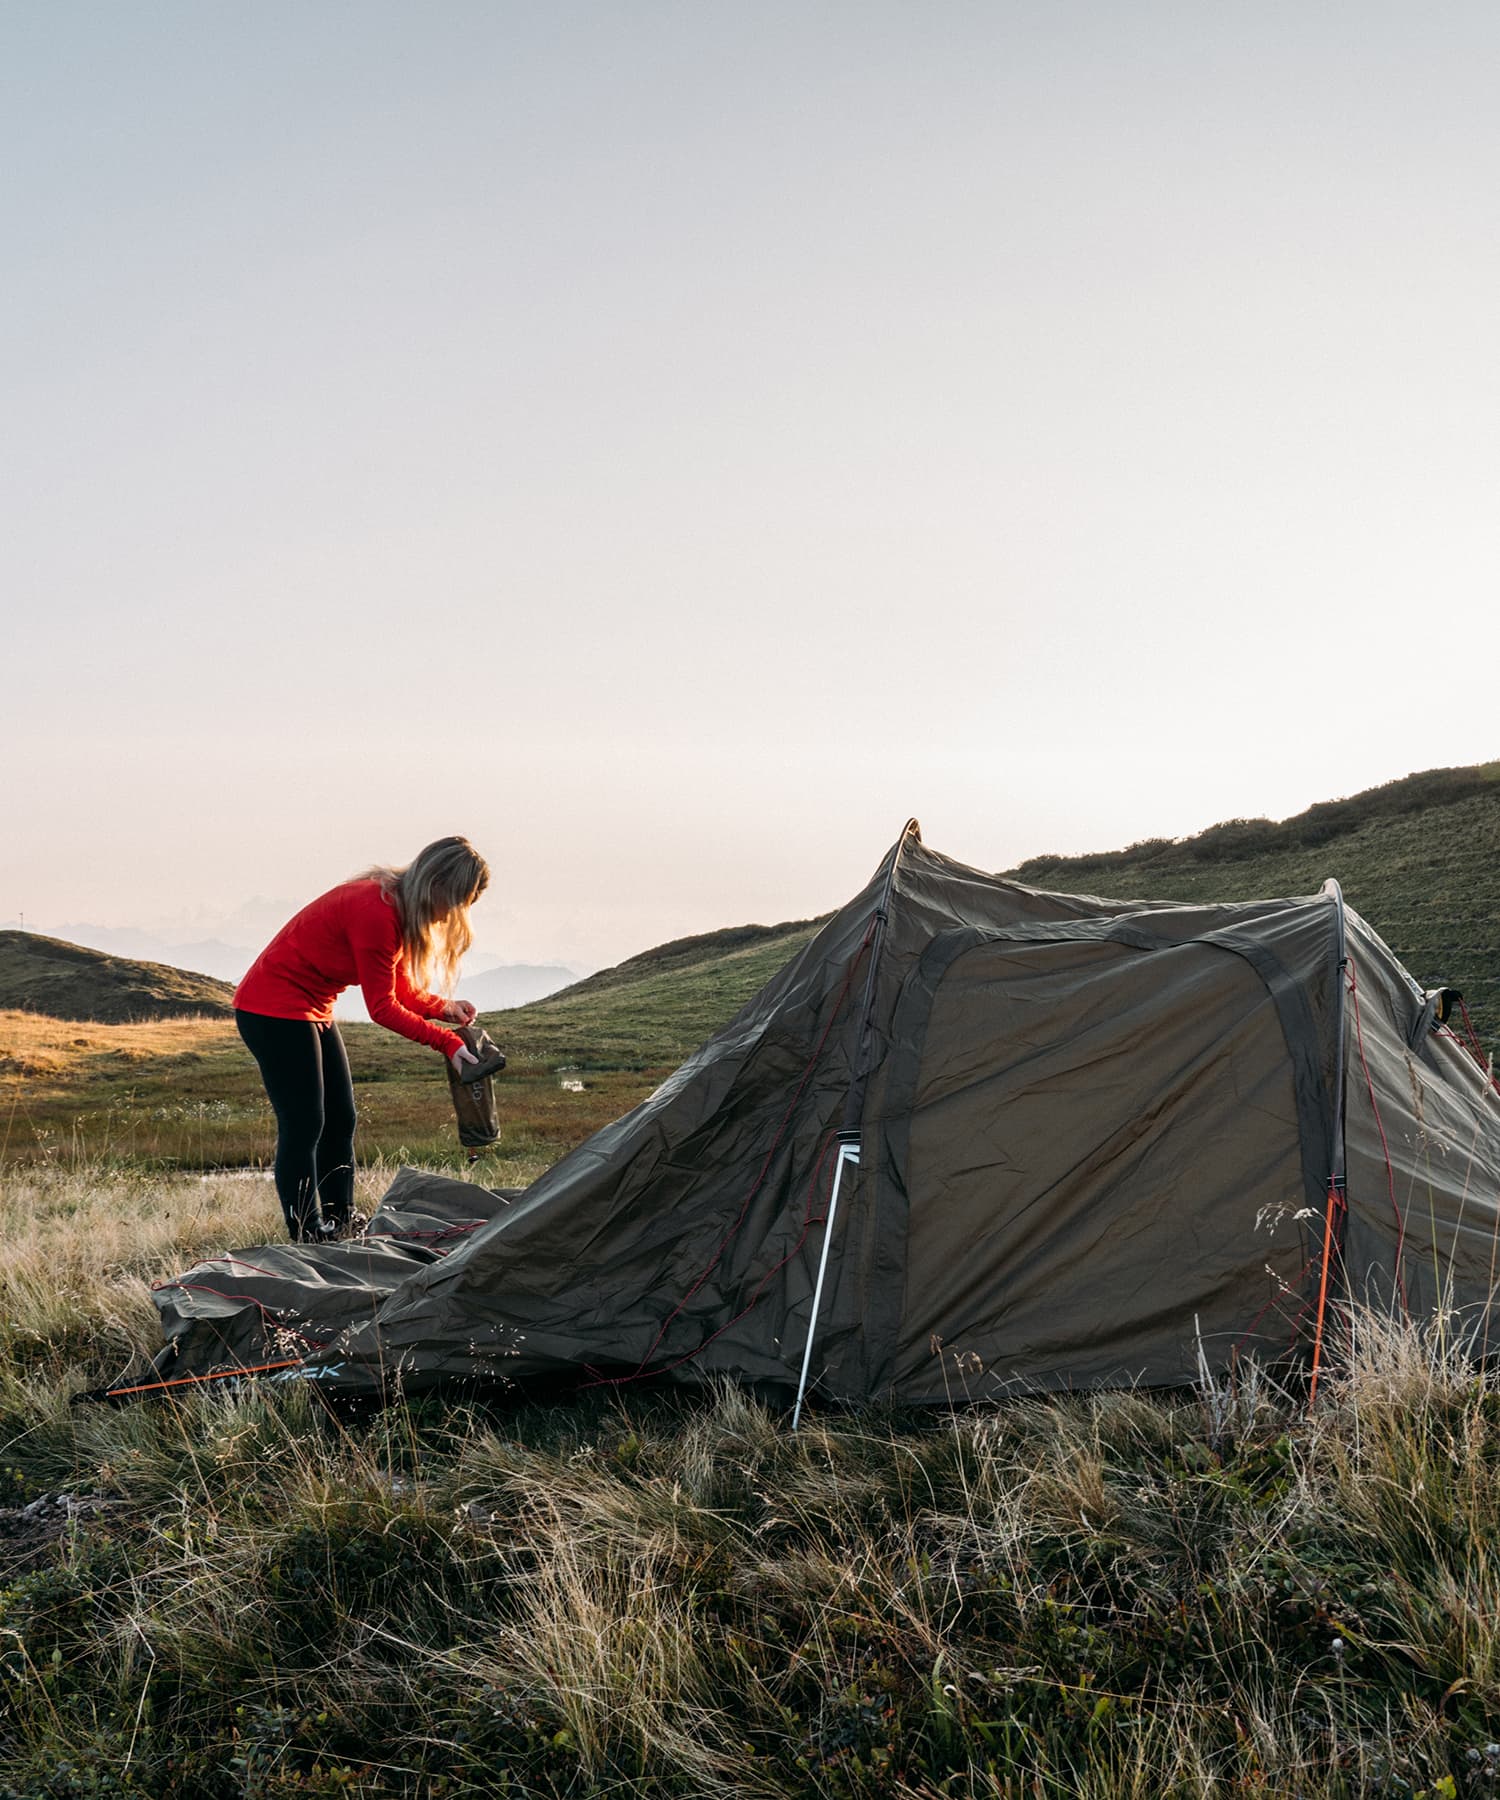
[792, 1130, 861, 1430]
[1321, 878, 1349, 1194]
[1309, 878, 1350, 1406]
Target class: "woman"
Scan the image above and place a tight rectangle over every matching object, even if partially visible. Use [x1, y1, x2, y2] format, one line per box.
[233, 836, 489, 1241]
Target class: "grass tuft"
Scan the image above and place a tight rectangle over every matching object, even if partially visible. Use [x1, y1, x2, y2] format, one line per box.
[4, 1169, 1500, 1794]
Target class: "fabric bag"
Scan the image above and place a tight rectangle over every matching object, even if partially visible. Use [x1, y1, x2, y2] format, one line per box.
[445, 1024, 505, 1154]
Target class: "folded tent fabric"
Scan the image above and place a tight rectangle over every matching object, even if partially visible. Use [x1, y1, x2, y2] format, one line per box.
[144, 1168, 520, 1385]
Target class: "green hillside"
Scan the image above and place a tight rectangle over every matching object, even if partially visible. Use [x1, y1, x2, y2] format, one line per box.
[0, 930, 234, 1023]
[1009, 761, 1500, 1038]
[486, 761, 1500, 1063]
[482, 918, 825, 1067]
[491, 759, 1500, 1063]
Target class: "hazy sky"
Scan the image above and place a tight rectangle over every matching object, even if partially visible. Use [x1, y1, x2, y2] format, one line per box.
[6, 3, 1498, 969]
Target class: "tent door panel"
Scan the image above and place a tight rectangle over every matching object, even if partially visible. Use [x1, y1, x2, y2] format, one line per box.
[893, 936, 1309, 1393]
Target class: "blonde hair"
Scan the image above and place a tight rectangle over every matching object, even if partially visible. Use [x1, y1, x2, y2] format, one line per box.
[360, 836, 490, 994]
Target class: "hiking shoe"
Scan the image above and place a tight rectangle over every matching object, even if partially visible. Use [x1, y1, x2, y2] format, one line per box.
[315, 1211, 369, 1243]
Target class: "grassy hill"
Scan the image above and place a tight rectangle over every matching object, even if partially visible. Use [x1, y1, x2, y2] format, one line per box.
[485, 918, 825, 1067]
[0, 929, 234, 1024]
[515, 759, 1500, 1058]
[1009, 761, 1500, 1038]
[497, 755, 1500, 1059]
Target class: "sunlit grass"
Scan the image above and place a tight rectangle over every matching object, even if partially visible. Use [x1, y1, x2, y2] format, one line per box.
[1, 1158, 1500, 1795]
[0, 1009, 663, 1177]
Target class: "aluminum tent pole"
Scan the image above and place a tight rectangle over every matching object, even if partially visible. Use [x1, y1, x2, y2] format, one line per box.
[791, 1130, 861, 1430]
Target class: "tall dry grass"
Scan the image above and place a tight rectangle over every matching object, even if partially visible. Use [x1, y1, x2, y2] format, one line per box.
[2, 1167, 1500, 1796]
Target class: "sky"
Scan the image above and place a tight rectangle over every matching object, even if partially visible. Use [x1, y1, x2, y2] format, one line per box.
[5, 2, 1498, 972]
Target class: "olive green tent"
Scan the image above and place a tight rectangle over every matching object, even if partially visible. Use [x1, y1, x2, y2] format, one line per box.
[149, 824, 1500, 1406]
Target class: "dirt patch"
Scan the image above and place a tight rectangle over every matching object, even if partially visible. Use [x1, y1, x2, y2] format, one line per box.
[0, 1492, 115, 1573]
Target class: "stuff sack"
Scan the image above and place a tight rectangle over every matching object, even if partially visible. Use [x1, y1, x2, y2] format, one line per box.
[446, 1024, 506, 1154]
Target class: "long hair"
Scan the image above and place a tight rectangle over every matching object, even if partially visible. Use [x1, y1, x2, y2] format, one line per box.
[360, 836, 490, 994]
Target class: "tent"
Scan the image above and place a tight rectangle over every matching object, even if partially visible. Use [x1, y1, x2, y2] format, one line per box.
[148, 823, 1500, 1407]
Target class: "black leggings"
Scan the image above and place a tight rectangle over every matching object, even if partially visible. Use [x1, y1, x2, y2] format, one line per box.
[235, 1010, 357, 1240]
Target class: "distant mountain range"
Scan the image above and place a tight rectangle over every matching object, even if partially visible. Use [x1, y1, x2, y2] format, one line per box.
[457, 963, 579, 1011]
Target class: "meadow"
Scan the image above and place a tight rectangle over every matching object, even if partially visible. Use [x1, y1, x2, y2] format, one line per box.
[3, 1156, 1500, 1796]
[5, 787, 1500, 1796]
[4, 1031, 1500, 1795]
[0, 1007, 652, 1185]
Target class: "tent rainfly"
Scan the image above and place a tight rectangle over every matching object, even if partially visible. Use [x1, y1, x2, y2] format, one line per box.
[146, 823, 1500, 1408]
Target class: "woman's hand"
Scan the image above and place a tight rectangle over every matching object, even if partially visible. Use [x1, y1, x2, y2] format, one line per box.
[450, 1043, 479, 1074]
[442, 999, 478, 1026]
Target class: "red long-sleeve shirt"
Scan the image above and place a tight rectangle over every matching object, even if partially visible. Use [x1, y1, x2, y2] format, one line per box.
[233, 880, 464, 1057]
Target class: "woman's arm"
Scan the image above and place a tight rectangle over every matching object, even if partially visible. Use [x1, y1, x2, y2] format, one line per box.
[393, 966, 475, 1025]
[350, 926, 464, 1057]
[392, 963, 452, 1021]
